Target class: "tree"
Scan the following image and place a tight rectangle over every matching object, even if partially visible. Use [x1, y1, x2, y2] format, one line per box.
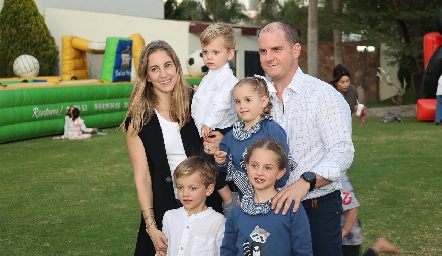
[339, 0, 439, 100]
[0, 0, 59, 77]
[332, 0, 342, 65]
[165, 0, 211, 21]
[205, 0, 249, 23]
[280, 0, 333, 42]
[281, 1, 308, 41]
[164, 0, 178, 19]
[308, 0, 319, 77]
[256, 0, 283, 25]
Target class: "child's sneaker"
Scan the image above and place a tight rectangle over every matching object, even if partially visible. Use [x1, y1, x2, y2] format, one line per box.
[53, 136, 61, 140]
[97, 130, 107, 135]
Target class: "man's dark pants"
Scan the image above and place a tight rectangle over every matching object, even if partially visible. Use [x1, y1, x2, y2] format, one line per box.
[302, 190, 343, 256]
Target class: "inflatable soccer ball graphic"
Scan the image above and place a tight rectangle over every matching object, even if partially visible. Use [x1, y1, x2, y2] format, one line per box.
[187, 49, 208, 77]
[13, 54, 40, 78]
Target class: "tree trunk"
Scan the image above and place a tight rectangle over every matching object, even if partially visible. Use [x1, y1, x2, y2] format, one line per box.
[308, 0, 318, 77]
[410, 57, 423, 101]
[333, 0, 342, 65]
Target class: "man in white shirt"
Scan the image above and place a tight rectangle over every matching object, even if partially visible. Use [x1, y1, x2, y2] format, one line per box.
[258, 22, 355, 256]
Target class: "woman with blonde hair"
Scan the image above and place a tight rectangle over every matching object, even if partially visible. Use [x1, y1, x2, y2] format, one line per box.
[120, 40, 222, 256]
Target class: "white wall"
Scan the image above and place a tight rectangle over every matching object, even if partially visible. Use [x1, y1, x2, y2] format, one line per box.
[45, 8, 191, 74]
[45, 8, 260, 78]
[379, 44, 400, 100]
[188, 28, 259, 79]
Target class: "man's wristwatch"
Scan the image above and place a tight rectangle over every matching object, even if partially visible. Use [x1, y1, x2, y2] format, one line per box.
[301, 172, 316, 191]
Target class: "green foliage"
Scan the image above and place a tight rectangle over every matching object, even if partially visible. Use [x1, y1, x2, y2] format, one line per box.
[165, 0, 211, 21]
[280, 0, 334, 42]
[0, 0, 59, 78]
[256, 0, 283, 25]
[164, 0, 177, 19]
[336, 0, 440, 98]
[164, 0, 249, 23]
[205, 0, 250, 23]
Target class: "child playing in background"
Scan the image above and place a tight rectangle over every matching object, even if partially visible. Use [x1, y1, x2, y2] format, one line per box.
[68, 107, 98, 140]
[191, 23, 239, 216]
[161, 156, 225, 256]
[341, 173, 399, 256]
[53, 105, 75, 140]
[214, 76, 296, 201]
[221, 139, 312, 256]
[341, 172, 364, 255]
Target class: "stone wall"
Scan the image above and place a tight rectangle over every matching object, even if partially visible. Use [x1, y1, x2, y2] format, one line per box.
[298, 41, 380, 103]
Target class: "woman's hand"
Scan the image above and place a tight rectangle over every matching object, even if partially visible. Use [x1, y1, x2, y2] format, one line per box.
[146, 226, 168, 254]
[203, 131, 223, 155]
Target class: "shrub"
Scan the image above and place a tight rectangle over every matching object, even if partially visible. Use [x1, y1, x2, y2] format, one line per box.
[0, 0, 59, 77]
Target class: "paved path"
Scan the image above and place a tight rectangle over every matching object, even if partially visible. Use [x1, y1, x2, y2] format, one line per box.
[366, 104, 416, 117]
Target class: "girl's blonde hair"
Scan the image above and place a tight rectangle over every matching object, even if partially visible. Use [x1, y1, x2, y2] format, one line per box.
[119, 40, 191, 134]
[234, 76, 273, 116]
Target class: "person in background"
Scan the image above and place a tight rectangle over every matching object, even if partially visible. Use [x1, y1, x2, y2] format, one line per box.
[191, 23, 239, 217]
[53, 106, 74, 140]
[161, 156, 225, 256]
[341, 172, 364, 256]
[119, 40, 223, 256]
[68, 107, 98, 140]
[330, 64, 360, 115]
[363, 238, 398, 256]
[435, 74, 442, 125]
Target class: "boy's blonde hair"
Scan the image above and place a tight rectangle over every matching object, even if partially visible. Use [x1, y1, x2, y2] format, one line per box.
[173, 156, 218, 187]
[200, 23, 236, 50]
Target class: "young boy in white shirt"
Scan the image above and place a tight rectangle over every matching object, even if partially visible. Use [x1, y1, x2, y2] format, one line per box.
[161, 156, 225, 256]
[191, 23, 239, 216]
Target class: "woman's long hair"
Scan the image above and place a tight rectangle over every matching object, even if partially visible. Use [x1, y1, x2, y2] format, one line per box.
[330, 64, 351, 88]
[119, 40, 191, 134]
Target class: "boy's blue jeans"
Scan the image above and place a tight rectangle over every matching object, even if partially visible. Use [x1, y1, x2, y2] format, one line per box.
[435, 95, 442, 124]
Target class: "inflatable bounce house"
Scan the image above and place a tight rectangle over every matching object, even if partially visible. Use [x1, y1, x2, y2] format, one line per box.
[0, 34, 203, 143]
[417, 6, 442, 121]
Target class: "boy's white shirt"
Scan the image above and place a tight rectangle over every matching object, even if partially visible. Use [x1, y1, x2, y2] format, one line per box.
[162, 207, 225, 256]
[191, 63, 238, 137]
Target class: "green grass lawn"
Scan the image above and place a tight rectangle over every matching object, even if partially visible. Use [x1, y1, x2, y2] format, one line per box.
[1, 117, 441, 255]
